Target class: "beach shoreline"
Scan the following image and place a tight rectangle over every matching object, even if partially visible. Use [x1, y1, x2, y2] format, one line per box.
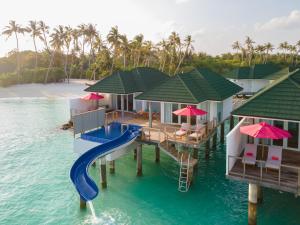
[0, 79, 95, 99]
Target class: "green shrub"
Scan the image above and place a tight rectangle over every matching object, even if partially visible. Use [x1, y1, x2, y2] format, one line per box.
[0, 67, 65, 87]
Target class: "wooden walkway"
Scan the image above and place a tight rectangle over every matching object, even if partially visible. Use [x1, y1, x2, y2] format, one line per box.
[228, 147, 300, 195]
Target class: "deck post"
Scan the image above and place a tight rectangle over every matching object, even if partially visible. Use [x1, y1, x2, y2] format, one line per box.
[220, 122, 225, 143]
[248, 183, 258, 225]
[121, 95, 124, 119]
[148, 102, 152, 128]
[230, 115, 234, 130]
[100, 158, 107, 189]
[193, 148, 199, 159]
[136, 144, 143, 176]
[212, 132, 217, 148]
[155, 145, 160, 163]
[205, 139, 210, 158]
[80, 198, 86, 209]
[109, 160, 115, 174]
[134, 148, 137, 160]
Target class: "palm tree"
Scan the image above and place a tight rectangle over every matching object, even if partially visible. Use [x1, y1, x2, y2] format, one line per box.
[78, 24, 87, 78]
[168, 32, 180, 75]
[2, 20, 27, 81]
[245, 36, 255, 66]
[45, 26, 64, 83]
[263, 42, 274, 63]
[107, 26, 121, 73]
[232, 41, 242, 62]
[69, 28, 81, 78]
[288, 45, 297, 64]
[132, 34, 144, 67]
[85, 24, 98, 68]
[39, 21, 50, 53]
[255, 44, 266, 63]
[27, 20, 42, 71]
[157, 39, 168, 72]
[174, 35, 193, 74]
[63, 26, 72, 82]
[295, 40, 300, 64]
[119, 34, 130, 68]
[278, 41, 289, 62]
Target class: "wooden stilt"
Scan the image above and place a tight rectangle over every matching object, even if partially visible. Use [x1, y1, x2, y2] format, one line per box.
[80, 198, 86, 209]
[109, 160, 115, 174]
[193, 148, 199, 159]
[100, 159, 107, 189]
[92, 161, 96, 167]
[220, 122, 225, 144]
[136, 144, 143, 176]
[230, 115, 234, 130]
[257, 186, 263, 204]
[134, 148, 137, 160]
[155, 145, 160, 163]
[205, 139, 210, 159]
[248, 183, 258, 225]
[212, 133, 217, 148]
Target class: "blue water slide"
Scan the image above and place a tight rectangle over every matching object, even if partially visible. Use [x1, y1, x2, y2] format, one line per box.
[70, 123, 141, 201]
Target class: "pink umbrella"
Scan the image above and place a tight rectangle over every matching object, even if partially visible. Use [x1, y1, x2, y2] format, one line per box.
[81, 93, 104, 101]
[173, 105, 207, 124]
[240, 121, 292, 157]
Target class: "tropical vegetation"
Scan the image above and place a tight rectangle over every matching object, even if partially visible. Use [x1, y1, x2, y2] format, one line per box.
[1, 20, 299, 87]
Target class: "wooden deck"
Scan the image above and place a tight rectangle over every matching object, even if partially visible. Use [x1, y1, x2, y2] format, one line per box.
[104, 111, 218, 168]
[228, 147, 300, 195]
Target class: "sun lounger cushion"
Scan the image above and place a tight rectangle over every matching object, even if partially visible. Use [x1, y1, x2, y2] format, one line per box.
[175, 123, 190, 136]
[175, 129, 187, 136]
[266, 146, 282, 170]
[242, 144, 257, 165]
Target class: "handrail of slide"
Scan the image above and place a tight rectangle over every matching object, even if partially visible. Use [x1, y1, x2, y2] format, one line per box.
[70, 122, 141, 201]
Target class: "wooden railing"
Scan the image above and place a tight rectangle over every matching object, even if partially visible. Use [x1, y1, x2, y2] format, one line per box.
[228, 154, 300, 193]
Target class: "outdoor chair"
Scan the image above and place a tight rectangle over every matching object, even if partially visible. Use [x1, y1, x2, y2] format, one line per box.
[265, 146, 282, 171]
[175, 123, 191, 138]
[189, 124, 205, 142]
[242, 144, 257, 165]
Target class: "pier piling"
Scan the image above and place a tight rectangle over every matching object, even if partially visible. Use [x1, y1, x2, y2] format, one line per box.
[155, 145, 160, 163]
[100, 158, 107, 189]
[80, 198, 86, 209]
[212, 133, 217, 148]
[136, 144, 143, 176]
[248, 183, 258, 225]
[205, 139, 210, 159]
[220, 122, 225, 143]
[109, 160, 115, 174]
[134, 148, 137, 160]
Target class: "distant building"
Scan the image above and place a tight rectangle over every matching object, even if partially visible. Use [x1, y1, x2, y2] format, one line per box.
[225, 64, 290, 95]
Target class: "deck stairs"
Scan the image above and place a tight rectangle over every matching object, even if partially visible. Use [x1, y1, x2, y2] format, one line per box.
[178, 153, 191, 192]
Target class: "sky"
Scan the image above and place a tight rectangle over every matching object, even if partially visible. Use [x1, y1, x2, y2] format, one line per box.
[0, 0, 300, 56]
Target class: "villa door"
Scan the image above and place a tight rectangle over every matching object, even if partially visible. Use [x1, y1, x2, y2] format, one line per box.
[116, 94, 134, 112]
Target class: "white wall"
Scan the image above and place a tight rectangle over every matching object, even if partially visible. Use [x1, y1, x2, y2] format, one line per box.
[209, 101, 217, 121]
[226, 118, 247, 174]
[222, 97, 233, 121]
[229, 79, 270, 94]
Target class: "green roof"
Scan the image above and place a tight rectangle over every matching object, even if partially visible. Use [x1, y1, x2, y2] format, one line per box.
[85, 67, 169, 94]
[226, 64, 283, 80]
[232, 69, 300, 121]
[135, 68, 242, 104]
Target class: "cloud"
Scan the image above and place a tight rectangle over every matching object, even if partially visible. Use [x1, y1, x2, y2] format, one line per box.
[255, 10, 300, 31]
[175, 0, 189, 4]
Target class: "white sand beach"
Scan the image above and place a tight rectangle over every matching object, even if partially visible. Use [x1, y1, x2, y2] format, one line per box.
[0, 79, 96, 99]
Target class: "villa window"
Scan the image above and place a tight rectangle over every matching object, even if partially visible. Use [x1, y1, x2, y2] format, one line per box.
[117, 95, 121, 110]
[172, 104, 179, 123]
[288, 122, 299, 149]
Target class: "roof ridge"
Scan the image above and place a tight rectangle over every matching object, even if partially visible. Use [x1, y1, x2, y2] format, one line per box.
[117, 71, 126, 93]
[233, 69, 300, 115]
[177, 74, 199, 103]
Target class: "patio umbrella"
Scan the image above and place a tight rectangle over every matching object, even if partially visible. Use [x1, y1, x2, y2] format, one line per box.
[240, 121, 292, 158]
[81, 93, 104, 100]
[173, 105, 207, 124]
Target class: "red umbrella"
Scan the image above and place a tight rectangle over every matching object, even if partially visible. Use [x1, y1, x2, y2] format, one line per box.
[173, 105, 207, 124]
[240, 121, 292, 157]
[81, 93, 104, 100]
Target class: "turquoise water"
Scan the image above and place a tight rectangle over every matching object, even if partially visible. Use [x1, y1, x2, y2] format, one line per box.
[1, 99, 300, 225]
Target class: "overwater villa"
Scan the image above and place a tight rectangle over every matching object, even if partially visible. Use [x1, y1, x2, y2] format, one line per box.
[70, 66, 242, 206]
[226, 69, 300, 224]
[225, 64, 291, 95]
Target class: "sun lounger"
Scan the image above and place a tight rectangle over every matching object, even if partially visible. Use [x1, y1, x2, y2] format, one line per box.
[265, 146, 282, 170]
[242, 144, 257, 165]
[175, 123, 191, 137]
[189, 124, 205, 142]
